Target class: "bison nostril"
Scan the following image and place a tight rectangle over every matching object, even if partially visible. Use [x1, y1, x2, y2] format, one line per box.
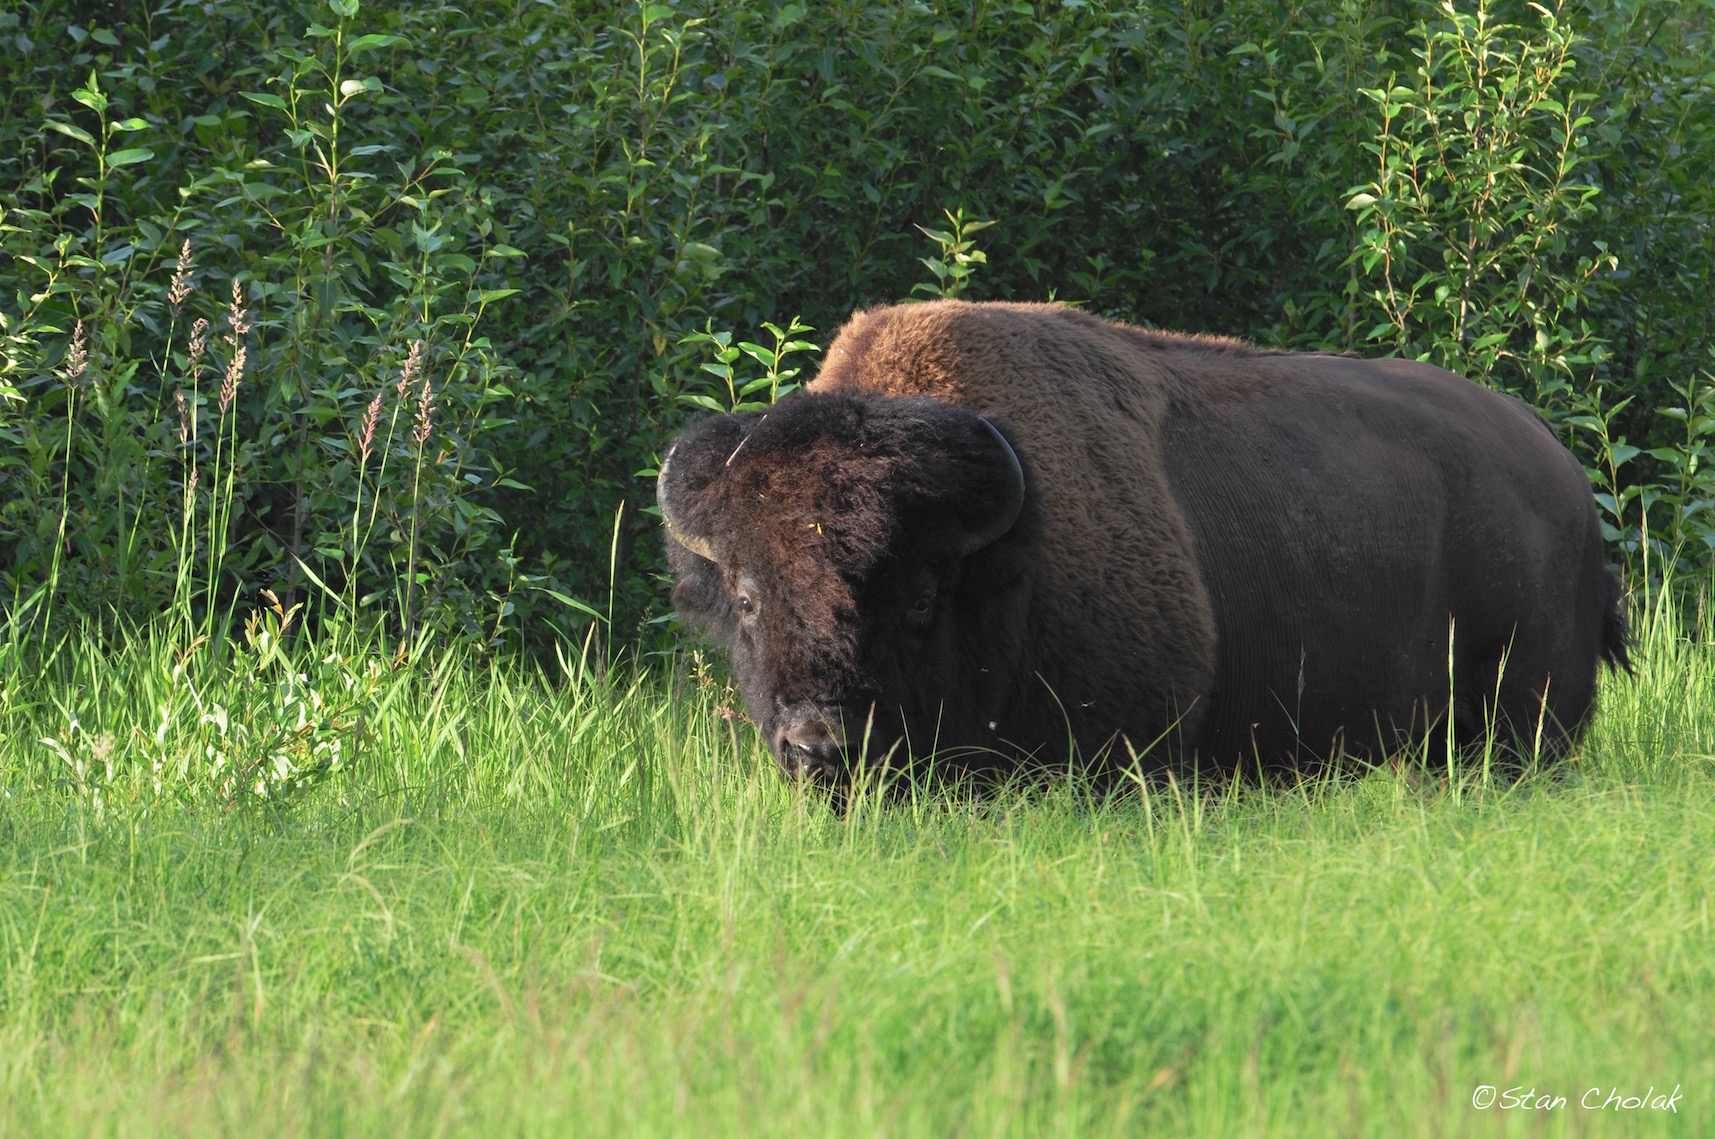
[777, 714, 846, 775]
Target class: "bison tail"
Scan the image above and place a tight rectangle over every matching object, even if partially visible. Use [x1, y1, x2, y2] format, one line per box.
[1599, 572, 1633, 675]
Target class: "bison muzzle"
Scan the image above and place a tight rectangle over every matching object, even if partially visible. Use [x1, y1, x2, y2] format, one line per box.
[658, 301, 1630, 784]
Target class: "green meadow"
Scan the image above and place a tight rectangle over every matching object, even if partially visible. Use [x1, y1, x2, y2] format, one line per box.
[0, 596, 1709, 1138]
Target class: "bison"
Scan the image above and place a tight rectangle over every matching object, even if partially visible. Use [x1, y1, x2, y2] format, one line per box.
[657, 301, 1629, 783]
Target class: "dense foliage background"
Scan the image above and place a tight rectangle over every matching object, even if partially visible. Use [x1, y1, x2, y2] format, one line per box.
[4, 0, 1713, 651]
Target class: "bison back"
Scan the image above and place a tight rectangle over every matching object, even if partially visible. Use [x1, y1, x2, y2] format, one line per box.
[1163, 353, 1611, 769]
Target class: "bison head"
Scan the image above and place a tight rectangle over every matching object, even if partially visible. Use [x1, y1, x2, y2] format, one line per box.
[657, 393, 1035, 782]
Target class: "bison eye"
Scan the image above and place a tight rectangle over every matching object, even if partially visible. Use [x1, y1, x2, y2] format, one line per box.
[907, 591, 935, 625]
[731, 573, 762, 620]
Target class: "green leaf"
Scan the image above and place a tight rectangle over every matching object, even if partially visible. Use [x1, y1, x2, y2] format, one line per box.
[106, 147, 154, 167]
[110, 117, 149, 132]
[537, 588, 605, 623]
[1609, 443, 1641, 467]
[72, 73, 107, 114]
[328, 0, 360, 18]
[290, 552, 348, 611]
[241, 91, 290, 111]
[45, 121, 97, 147]
[475, 288, 520, 303]
[347, 33, 409, 54]
[737, 342, 776, 367]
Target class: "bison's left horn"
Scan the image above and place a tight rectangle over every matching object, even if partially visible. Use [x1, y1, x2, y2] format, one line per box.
[656, 443, 720, 563]
[955, 417, 1026, 557]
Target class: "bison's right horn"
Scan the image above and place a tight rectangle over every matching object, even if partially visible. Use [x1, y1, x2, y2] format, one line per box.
[954, 417, 1026, 557]
[656, 443, 720, 563]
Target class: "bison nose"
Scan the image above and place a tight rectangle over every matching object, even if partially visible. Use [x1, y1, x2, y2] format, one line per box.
[775, 713, 846, 776]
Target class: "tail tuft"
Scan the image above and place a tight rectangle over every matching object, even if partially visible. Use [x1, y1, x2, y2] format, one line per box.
[1599, 572, 1633, 675]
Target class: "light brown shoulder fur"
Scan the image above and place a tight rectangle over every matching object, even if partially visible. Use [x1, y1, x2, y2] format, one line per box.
[811, 300, 1220, 754]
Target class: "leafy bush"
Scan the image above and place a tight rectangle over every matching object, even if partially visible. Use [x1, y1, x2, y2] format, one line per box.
[3, 0, 1714, 650]
[2, 6, 522, 648]
[1344, 0, 1614, 405]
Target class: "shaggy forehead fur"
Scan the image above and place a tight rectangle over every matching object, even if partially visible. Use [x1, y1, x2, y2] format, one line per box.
[669, 413, 884, 660]
[670, 398, 934, 570]
[662, 395, 1018, 654]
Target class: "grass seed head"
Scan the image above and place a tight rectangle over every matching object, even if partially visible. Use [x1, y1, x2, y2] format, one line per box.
[187, 318, 210, 379]
[413, 374, 435, 447]
[226, 278, 251, 340]
[398, 338, 424, 397]
[359, 390, 383, 463]
[220, 345, 246, 415]
[62, 320, 88, 383]
[169, 239, 194, 315]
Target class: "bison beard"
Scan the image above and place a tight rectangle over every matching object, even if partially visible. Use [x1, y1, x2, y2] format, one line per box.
[658, 301, 1630, 785]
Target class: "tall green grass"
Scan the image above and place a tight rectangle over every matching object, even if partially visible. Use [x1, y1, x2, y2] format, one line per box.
[0, 595, 1710, 1136]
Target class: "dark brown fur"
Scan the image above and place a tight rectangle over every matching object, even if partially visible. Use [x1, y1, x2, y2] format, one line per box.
[662, 300, 1628, 781]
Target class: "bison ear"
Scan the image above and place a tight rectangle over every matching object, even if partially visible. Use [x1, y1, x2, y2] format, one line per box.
[905, 413, 1027, 557]
[657, 411, 766, 564]
[951, 418, 1026, 555]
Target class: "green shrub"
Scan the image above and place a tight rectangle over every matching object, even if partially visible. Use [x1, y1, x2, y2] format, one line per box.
[1344, 0, 1613, 406]
[3, 0, 1714, 647]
